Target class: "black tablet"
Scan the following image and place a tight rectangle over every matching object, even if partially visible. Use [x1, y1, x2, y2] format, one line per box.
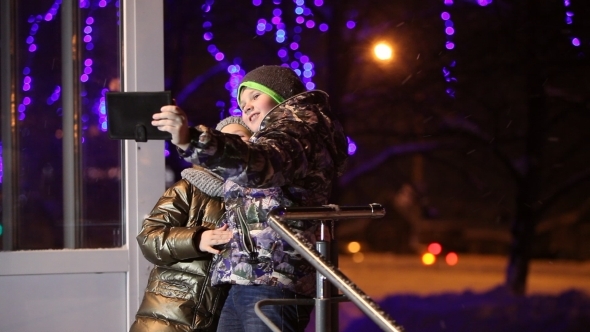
[106, 91, 172, 142]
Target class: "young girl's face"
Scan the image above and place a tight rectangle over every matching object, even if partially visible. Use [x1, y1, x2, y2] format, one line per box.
[239, 87, 279, 132]
[220, 123, 252, 142]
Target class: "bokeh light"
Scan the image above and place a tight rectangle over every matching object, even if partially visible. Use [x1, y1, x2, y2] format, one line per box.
[348, 241, 361, 253]
[477, 0, 492, 6]
[446, 252, 459, 266]
[373, 42, 392, 60]
[422, 252, 436, 265]
[189, 1, 327, 133]
[427, 242, 442, 255]
[572, 38, 580, 47]
[347, 137, 357, 155]
[441, 2, 457, 99]
[352, 252, 365, 263]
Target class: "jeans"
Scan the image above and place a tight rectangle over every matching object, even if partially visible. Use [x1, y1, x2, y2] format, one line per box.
[216, 285, 313, 332]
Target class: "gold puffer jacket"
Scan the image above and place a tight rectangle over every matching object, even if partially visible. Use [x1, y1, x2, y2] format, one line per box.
[130, 173, 228, 332]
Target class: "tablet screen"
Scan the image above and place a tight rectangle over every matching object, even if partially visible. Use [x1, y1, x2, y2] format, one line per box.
[106, 91, 172, 141]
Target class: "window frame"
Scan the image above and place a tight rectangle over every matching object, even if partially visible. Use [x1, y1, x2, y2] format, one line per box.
[0, 1, 165, 329]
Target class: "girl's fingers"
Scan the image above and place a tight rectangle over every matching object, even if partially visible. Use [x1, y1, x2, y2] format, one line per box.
[160, 105, 179, 113]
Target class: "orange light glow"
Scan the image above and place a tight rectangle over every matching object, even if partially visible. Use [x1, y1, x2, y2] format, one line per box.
[352, 252, 365, 263]
[422, 252, 436, 265]
[427, 242, 442, 255]
[347, 241, 361, 253]
[446, 252, 458, 266]
[373, 42, 393, 61]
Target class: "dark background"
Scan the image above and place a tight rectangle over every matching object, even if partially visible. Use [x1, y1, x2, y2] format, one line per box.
[159, 2, 590, 327]
[161, 0, 590, 263]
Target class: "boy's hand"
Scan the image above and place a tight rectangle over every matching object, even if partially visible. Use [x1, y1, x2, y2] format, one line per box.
[199, 224, 233, 254]
[152, 105, 190, 150]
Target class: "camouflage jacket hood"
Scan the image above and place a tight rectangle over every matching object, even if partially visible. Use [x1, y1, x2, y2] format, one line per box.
[257, 90, 349, 178]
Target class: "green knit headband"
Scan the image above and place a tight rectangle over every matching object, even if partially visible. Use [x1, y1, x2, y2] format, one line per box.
[238, 81, 285, 108]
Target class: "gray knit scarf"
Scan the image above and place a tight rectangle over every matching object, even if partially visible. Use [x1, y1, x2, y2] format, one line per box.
[181, 167, 224, 197]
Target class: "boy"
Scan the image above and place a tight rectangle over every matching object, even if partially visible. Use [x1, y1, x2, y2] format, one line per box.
[153, 65, 348, 332]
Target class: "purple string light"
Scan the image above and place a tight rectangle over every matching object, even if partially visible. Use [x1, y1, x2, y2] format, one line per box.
[18, 0, 62, 121]
[441, 1, 457, 98]
[79, 1, 120, 134]
[20, 0, 117, 137]
[563, 0, 581, 47]
[198, 0, 353, 154]
[347, 137, 357, 156]
[477, 0, 492, 6]
[199, 0, 243, 117]
[198, 0, 330, 119]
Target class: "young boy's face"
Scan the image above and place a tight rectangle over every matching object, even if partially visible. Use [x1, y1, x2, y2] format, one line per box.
[220, 123, 252, 142]
[239, 87, 279, 132]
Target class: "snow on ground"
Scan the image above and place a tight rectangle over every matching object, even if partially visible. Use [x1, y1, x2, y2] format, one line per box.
[305, 253, 590, 331]
[341, 287, 590, 332]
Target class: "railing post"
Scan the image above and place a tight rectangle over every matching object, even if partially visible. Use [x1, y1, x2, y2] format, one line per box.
[315, 220, 332, 332]
[330, 222, 340, 331]
[266, 204, 406, 332]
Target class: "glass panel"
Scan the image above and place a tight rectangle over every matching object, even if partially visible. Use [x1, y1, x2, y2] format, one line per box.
[78, 1, 122, 248]
[14, 0, 64, 250]
[0, 0, 122, 250]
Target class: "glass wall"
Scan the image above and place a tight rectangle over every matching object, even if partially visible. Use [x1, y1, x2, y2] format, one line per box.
[0, 0, 122, 250]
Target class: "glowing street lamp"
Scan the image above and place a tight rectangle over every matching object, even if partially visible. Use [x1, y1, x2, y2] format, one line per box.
[373, 42, 393, 61]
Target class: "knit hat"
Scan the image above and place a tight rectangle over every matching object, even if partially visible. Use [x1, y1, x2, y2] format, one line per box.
[238, 65, 307, 107]
[181, 166, 224, 197]
[215, 115, 253, 135]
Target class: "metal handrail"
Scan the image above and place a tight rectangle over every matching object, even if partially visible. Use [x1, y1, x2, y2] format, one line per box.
[254, 296, 351, 331]
[269, 203, 386, 220]
[260, 203, 405, 332]
[254, 298, 315, 331]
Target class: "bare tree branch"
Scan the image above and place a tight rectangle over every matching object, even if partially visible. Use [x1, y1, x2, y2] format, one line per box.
[536, 168, 590, 218]
[339, 141, 453, 186]
[441, 115, 524, 184]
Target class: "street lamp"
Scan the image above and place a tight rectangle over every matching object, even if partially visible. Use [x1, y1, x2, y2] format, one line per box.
[373, 42, 393, 61]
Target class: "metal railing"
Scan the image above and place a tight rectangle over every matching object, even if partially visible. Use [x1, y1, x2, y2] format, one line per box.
[254, 203, 405, 332]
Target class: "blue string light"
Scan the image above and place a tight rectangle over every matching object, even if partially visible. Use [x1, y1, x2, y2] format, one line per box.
[347, 137, 357, 155]
[477, 0, 492, 6]
[19, 0, 117, 137]
[199, 0, 243, 116]
[3, 1, 60, 184]
[198, 0, 329, 118]
[342, 10, 359, 155]
[563, 0, 581, 47]
[80, 1, 120, 134]
[18, 0, 62, 121]
[88, 1, 120, 142]
[194, 0, 357, 155]
[441, 1, 457, 98]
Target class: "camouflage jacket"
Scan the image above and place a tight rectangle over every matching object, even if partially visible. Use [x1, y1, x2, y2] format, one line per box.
[182, 90, 348, 295]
